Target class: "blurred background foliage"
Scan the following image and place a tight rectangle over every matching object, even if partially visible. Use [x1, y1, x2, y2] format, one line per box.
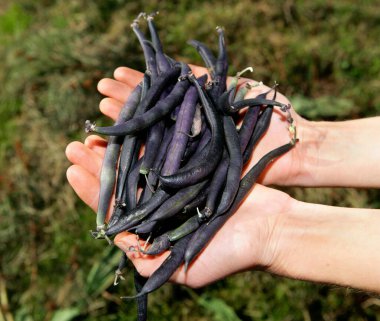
[1, 0, 380, 320]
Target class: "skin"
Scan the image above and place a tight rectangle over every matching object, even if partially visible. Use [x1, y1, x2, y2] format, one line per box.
[66, 65, 380, 293]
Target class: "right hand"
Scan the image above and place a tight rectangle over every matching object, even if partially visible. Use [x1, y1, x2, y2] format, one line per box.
[94, 65, 308, 187]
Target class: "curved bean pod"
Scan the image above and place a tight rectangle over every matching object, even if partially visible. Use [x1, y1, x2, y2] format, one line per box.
[131, 15, 158, 79]
[161, 75, 207, 175]
[184, 142, 295, 269]
[93, 82, 142, 237]
[86, 65, 191, 136]
[238, 85, 277, 154]
[197, 150, 228, 220]
[140, 120, 165, 175]
[242, 106, 273, 165]
[147, 13, 171, 73]
[144, 180, 208, 223]
[139, 214, 201, 256]
[215, 116, 243, 216]
[231, 97, 288, 112]
[187, 39, 216, 78]
[134, 268, 148, 321]
[105, 188, 171, 236]
[158, 74, 224, 189]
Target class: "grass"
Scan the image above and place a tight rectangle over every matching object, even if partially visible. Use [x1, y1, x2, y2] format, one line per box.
[1, 0, 380, 320]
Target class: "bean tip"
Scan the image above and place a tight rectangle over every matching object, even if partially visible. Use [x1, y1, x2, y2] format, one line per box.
[90, 227, 113, 245]
[113, 269, 125, 286]
[85, 120, 95, 133]
[236, 66, 254, 78]
[137, 12, 146, 20]
[147, 11, 159, 20]
[184, 261, 189, 273]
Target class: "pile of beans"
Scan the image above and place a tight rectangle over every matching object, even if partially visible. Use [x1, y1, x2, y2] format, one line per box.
[85, 12, 297, 321]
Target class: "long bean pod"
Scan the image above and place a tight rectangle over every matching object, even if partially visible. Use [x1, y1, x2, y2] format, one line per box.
[105, 188, 172, 236]
[139, 214, 201, 256]
[187, 40, 216, 78]
[182, 123, 209, 163]
[146, 12, 171, 73]
[86, 65, 191, 136]
[231, 97, 288, 112]
[131, 14, 158, 79]
[184, 142, 295, 269]
[167, 215, 200, 242]
[215, 115, 243, 215]
[197, 151, 228, 220]
[140, 120, 165, 175]
[114, 74, 151, 205]
[108, 155, 143, 228]
[214, 26, 228, 96]
[161, 75, 207, 175]
[141, 124, 176, 196]
[85, 65, 181, 134]
[158, 74, 224, 188]
[242, 106, 273, 165]
[144, 180, 208, 223]
[134, 268, 148, 321]
[92, 82, 142, 239]
[182, 186, 209, 213]
[238, 85, 276, 154]
[135, 220, 158, 235]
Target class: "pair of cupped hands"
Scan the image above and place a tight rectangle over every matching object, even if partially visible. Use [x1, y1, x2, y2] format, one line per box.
[65, 65, 306, 288]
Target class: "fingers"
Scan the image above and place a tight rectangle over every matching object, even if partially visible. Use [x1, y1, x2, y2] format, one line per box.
[113, 67, 144, 87]
[97, 67, 143, 120]
[84, 135, 107, 157]
[97, 78, 132, 103]
[65, 141, 116, 220]
[66, 165, 99, 212]
[114, 232, 171, 278]
[99, 97, 123, 121]
[65, 141, 103, 178]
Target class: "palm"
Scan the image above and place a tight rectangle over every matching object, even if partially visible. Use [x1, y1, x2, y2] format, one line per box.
[65, 65, 297, 287]
[66, 140, 292, 287]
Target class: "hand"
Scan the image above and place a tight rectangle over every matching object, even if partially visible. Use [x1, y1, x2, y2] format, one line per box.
[66, 135, 380, 292]
[66, 65, 380, 292]
[66, 67, 300, 286]
[91, 65, 307, 186]
[66, 136, 295, 287]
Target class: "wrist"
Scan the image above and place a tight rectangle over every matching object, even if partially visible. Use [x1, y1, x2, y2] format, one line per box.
[293, 116, 380, 187]
[293, 119, 337, 186]
[285, 116, 330, 186]
[238, 187, 299, 271]
[265, 199, 380, 293]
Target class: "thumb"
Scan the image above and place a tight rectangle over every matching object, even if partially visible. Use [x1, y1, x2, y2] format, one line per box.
[114, 232, 171, 278]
